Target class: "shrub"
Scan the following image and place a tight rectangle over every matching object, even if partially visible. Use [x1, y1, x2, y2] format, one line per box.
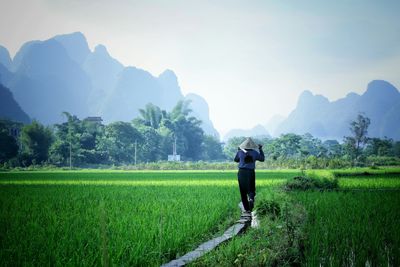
[257, 199, 281, 220]
[285, 176, 338, 191]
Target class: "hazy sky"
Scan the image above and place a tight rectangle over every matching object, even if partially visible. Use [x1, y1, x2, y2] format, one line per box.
[1, 0, 399, 136]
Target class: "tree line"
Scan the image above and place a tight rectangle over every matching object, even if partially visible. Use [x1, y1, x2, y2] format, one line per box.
[0, 101, 225, 168]
[1, 107, 400, 169]
[224, 114, 400, 168]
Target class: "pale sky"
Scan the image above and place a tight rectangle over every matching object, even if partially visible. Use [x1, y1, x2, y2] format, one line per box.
[1, 0, 400, 136]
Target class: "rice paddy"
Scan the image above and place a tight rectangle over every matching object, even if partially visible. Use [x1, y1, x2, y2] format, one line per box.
[293, 190, 400, 266]
[294, 170, 400, 266]
[0, 170, 297, 266]
[0, 168, 399, 266]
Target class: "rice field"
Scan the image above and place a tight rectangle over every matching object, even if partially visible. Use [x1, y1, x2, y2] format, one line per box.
[294, 170, 400, 266]
[1, 169, 399, 266]
[0, 170, 297, 266]
[191, 169, 400, 266]
[293, 190, 400, 266]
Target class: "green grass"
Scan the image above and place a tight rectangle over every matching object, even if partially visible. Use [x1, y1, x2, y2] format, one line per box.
[0, 170, 298, 266]
[331, 167, 400, 176]
[339, 176, 400, 188]
[289, 171, 400, 266]
[293, 190, 400, 266]
[2, 169, 400, 266]
[190, 188, 306, 266]
[191, 169, 400, 266]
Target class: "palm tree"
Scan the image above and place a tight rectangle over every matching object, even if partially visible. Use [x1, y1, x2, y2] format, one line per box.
[170, 100, 192, 121]
[138, 103, 163, 129]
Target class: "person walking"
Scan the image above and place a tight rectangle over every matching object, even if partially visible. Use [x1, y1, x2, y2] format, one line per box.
[234, 137, 264, 218]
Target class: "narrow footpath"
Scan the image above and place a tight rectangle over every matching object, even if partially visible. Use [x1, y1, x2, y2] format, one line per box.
[161, 203, 259, 267]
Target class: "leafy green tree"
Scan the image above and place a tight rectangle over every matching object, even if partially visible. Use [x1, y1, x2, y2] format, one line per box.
[136, 125, 160, 162]
[343, 137, 357, 161]
[163, 100, 204, 160]
[266, 133, 302, 159]
[20, 120, 53, 164]
[50, 112, 108, 166]
[97, 122, 141, 164]
[0, 121, 19, 163]
[175, 116, 204, 160]
[351, 114, 371, 149]
[365, 137, 394, 156]
[299, 133, 326, 157]
[264, 138, 281, 160]
[343, 114, 371, 164]
[323, 140, 342, 158]
[169, 100, 192, 121]
[49, 112, 83, 166]
[223, 137, 245, 159]
[202, 135, 225, 161]
[48, 139, 68, 166]
[133, 100, 205, 161]
[80, 119, 106, 164]
[133, 103, 165, 129]
[157, 125, 174, 161]
[394, 141, 400, 157]
[81, 119, 103, 150]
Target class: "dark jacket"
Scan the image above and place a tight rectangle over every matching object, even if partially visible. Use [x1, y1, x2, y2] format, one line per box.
[234, 148, 265, 169]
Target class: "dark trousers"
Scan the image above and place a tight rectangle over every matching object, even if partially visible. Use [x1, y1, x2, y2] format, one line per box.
[237, 168, 256, 211]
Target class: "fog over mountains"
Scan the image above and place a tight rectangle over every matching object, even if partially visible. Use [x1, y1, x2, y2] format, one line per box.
[1, 32, 399, 141]
[275, 80, 400, 140]
[0, 83, 30, 124]
[0, 32, 219, 137]
[223, 125, 270, 141]
[223, 80, 400, 141]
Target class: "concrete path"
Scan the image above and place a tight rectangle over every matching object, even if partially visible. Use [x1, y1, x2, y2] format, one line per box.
[161, 202, 259, 267]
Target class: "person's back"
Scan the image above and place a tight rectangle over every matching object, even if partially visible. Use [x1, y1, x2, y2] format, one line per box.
[234, 138, 264, 216]
[234, 148, 264, 169]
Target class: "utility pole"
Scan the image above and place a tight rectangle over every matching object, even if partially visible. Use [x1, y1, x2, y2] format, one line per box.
[69, 139, 72, 170]
[168, 135, 180, 162]
[173, 136, 177, 157]
[134, 140, 137, 166]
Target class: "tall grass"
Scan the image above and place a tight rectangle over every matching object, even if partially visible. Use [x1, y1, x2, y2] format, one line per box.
[0, 173, 238, 266]
[293, 190, 400, 266]
[192, 169, 400, 266]
[3, 169, 399, 266]
[0, 170, 294, 266]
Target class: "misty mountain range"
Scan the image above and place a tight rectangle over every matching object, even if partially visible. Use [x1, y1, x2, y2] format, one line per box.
[223, 124, 271, 141]
[275, 80, 400, 140]
[0, 83, 30, 124]
[1, 32, 399, 141]
[0, 32, 219, 137]
[224, 80, 400, 141]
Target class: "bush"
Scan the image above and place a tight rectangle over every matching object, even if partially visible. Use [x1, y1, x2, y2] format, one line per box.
[264, 200, 307, 266]
[257, 199, 281, 220]
[285, 176, 338, 191]
[366, 156, 400, 166]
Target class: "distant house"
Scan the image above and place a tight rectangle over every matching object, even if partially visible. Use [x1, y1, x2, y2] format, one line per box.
[84, 117, 103, 125]
[0, 119, 23, 138]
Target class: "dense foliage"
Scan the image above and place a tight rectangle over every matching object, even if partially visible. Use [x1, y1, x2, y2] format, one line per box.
[1, 111, 400, 168]
[0, 101, 225, 168]
[223, 116, 400, 168]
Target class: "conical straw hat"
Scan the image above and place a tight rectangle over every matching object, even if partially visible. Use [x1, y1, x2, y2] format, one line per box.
[239, 137, 258, 150]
